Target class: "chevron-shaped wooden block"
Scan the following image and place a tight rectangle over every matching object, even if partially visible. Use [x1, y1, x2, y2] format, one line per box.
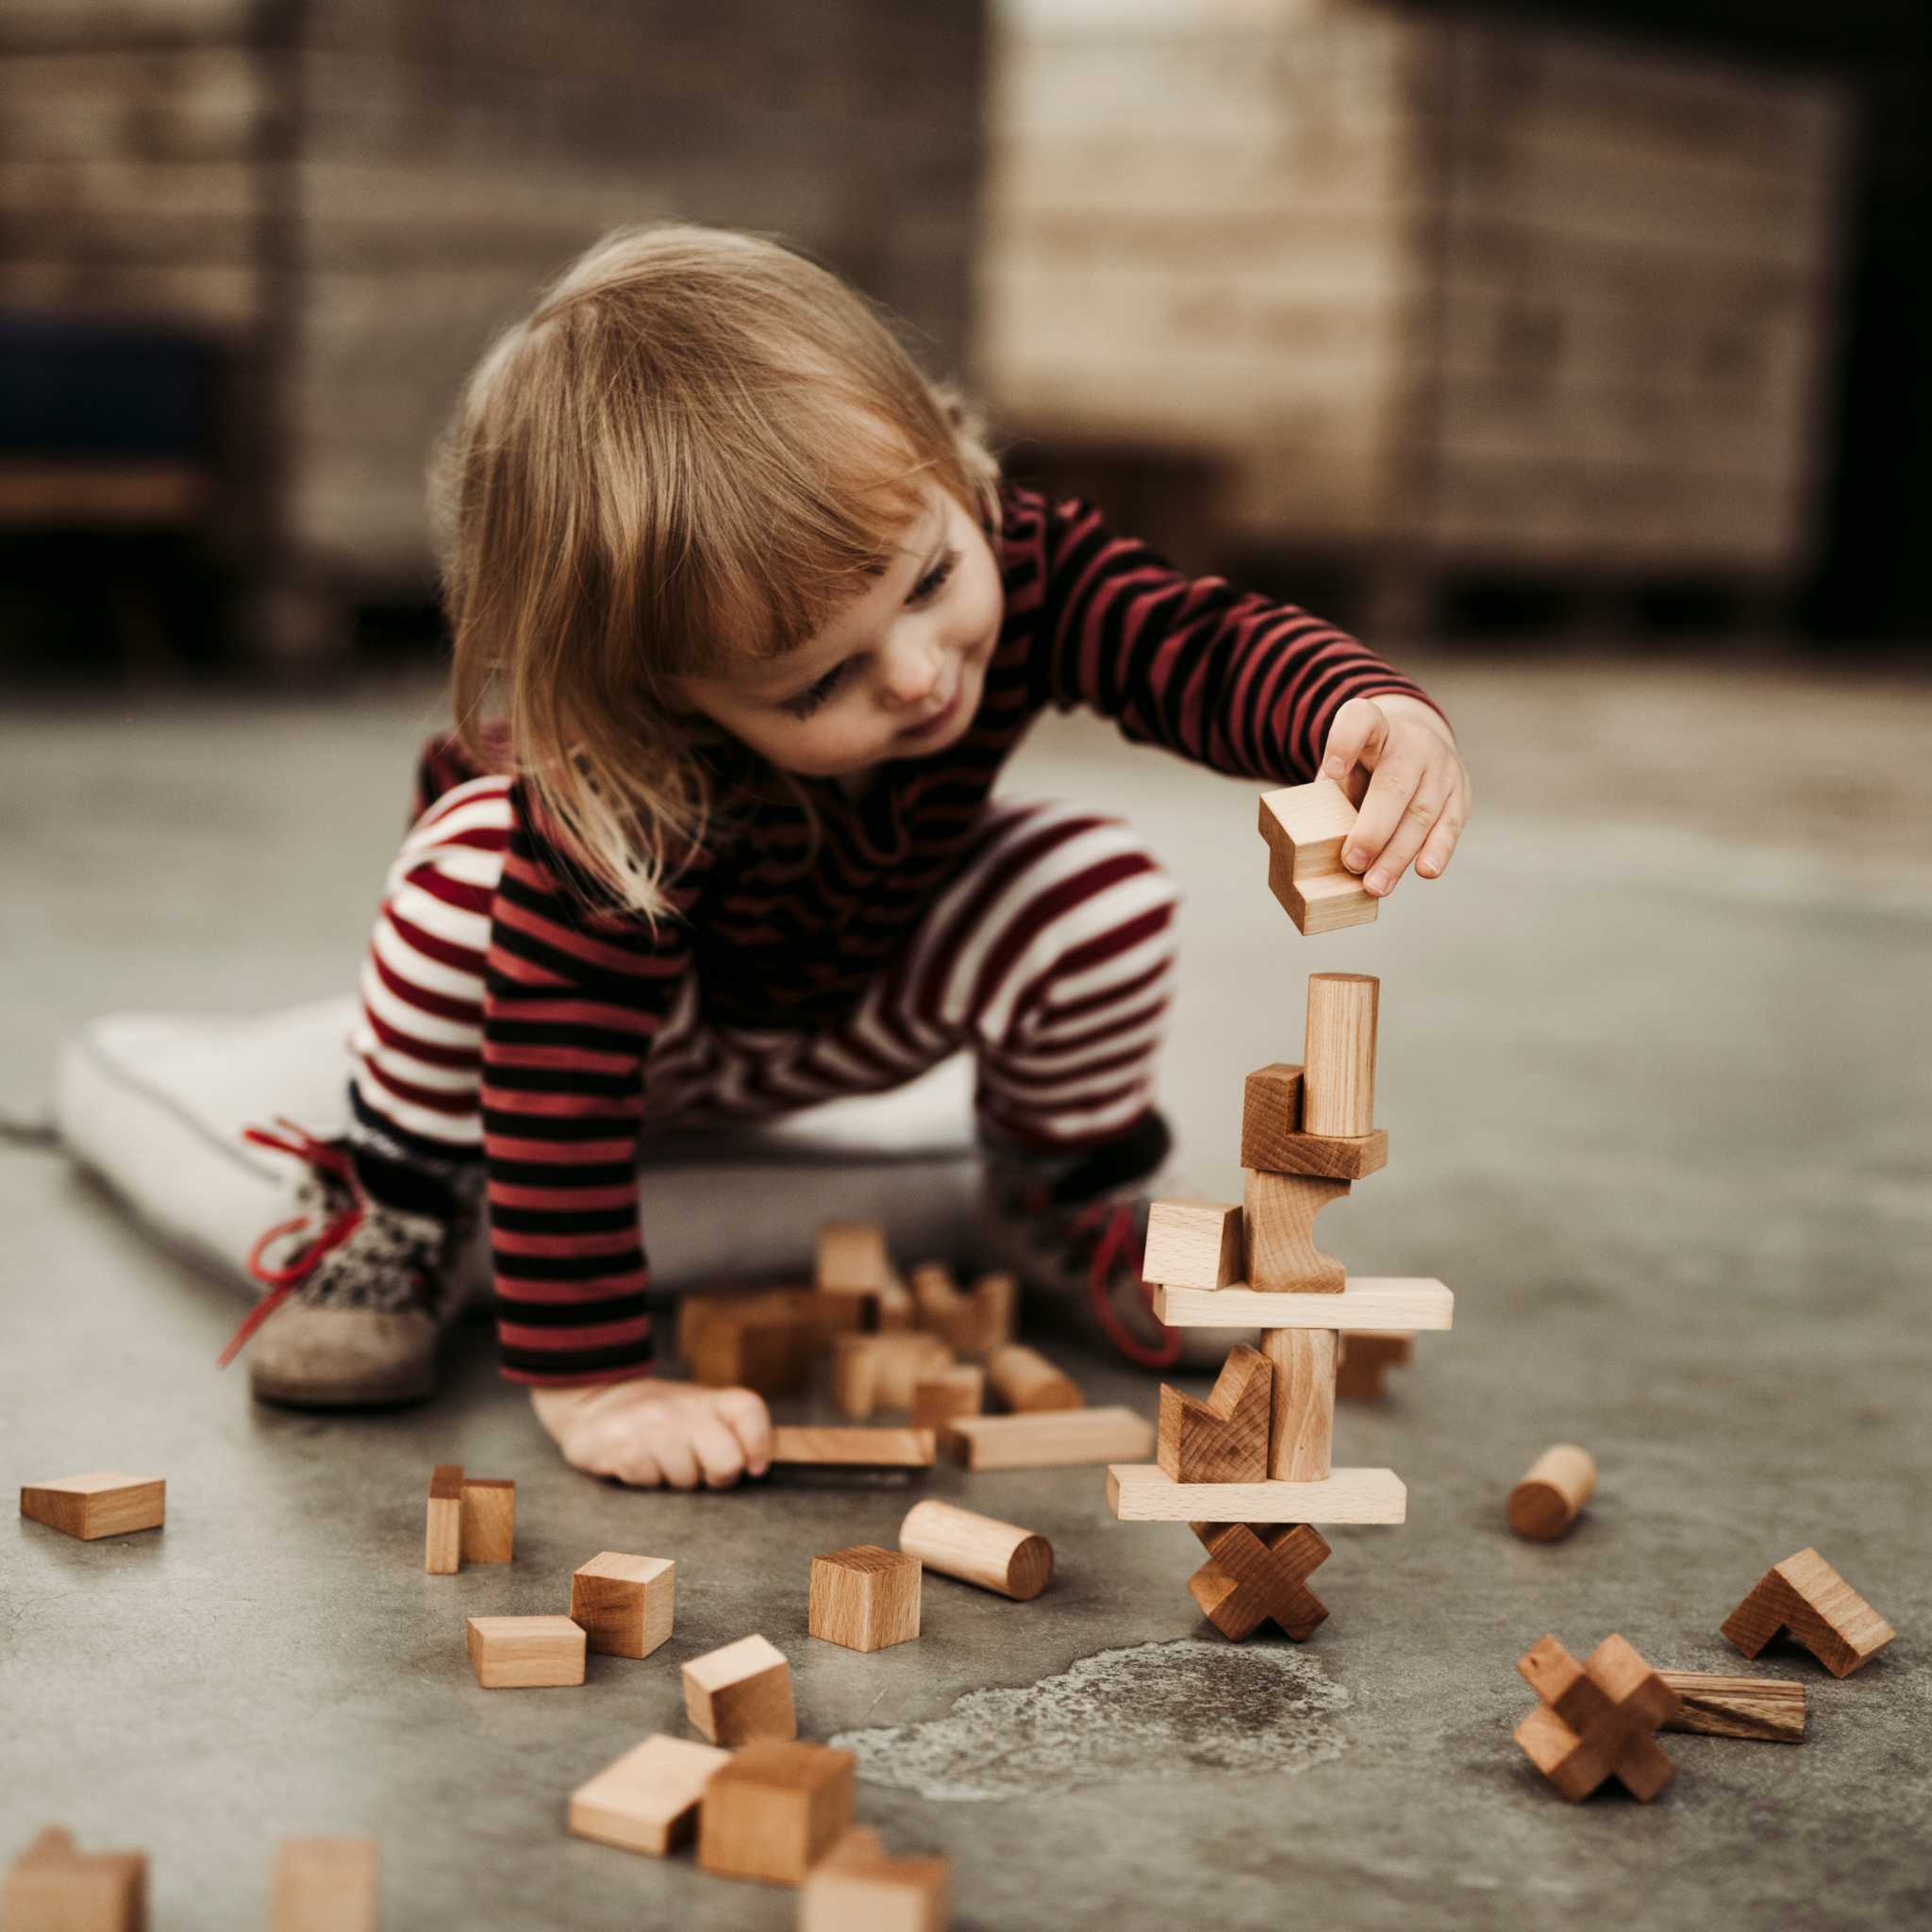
[1158, 1344, 1272, 1482]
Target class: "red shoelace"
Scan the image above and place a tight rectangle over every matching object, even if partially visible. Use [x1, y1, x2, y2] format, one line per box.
[214, 1119, 367, 1369]
[1075, 1196, 1183, 1370]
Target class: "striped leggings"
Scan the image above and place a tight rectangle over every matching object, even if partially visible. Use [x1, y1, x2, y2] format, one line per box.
[349, 774, 1181, 1164]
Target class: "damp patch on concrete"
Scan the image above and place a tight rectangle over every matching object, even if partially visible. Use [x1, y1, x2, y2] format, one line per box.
[828, 1639, 1350, 1802]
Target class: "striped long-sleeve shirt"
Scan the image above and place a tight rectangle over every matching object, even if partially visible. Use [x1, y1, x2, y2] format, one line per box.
[424, 481, 1441, 1385]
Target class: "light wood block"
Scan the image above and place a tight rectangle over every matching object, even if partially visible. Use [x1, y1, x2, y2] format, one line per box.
[1106, 1464, 1406, 1523]
[972, 1270, 1018, 1354]
[683, 1634, 796, 1744]
[19, 1471, 164, 1542]
[1241, 1061, 1388, 1179]
[458, 1477, 514, 1564]
[1153, 1277, 1452, 1330]
[3, 1826, 145, 1931]
[270, 1836, 378, 1931]
[875, 1274, 916, 1332]
[986, 1342, 1082, 1413]
[464, 1614, 586, 1690]
[1302, 973, 1378, 1136]
[800, 1832, 949, 1931]
[1158, 1343, 1272, 1483]
[1721, 1547, 1895, 1678]
[1242, 1170, 1348, 1292]
[910, 1364, 985, 1437]
[949, 1407, 1154, 1472]
[568, 1734, 730, 1855]
[570, 1552, 675, 1659]
[1336, 1331, 1414, 1400]
[899, 1498, 1052, 1601]
[1656, 1671, 1807, 1743]
[1507, 1444, 1597, 1541]
[425, 1463, 462, 1574]
[1188, 1522, 1331, 1641]
[1257, 779, 1377, 934]
[909, 1262, 982, 1357]
[1143, 1198, 1244, 1290]
[809, 1545, 922, 1653]
[832, 1334, 952, 1419]
[817, 1220, 890, 1295]
[1261, 1327, 1336, 1481]
[1514, 1633, 1680, 1802]
[770, 1427, 936, 1470]
[697, 1740, 856, 1887]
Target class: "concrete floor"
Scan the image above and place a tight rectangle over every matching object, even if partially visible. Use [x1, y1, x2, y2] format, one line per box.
[4, 655, 1929, 1928]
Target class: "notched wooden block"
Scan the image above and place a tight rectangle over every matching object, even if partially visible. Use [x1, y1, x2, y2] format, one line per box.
[1241, 1169, 1348, 1291]
[270, 1836, 378, 1931]
[464, 1614, 586, 1689]
[1188, 1522, 1331, 1641]
[809, 1544, 922, 1653]
[800, 1829, 950, 1930]
[697, 1740, 856, 1887]
[683, 1633, 796, 1744]
[3, 1825, 146, 1930]
[1335, 1331, 1414, 1401]
[570, 1552, 675, 1658]
[1257, 778, 1377, 934]
[1143, 1199, 1244, 1291]
[425, 1463, 463, 1574]
[458, 1477, 515, 1564]
[1157, 1343, 1272, 1483]
[1513, 1633, 1680, 1802]
[19, 1471, 165, 1541]
[1720, 1547, 1895, 1678]
[569, 1733, 730, 1855]
[1241, 1061, 1389, 1179]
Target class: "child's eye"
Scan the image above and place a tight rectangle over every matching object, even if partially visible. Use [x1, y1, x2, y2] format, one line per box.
[784, 658, 850, 721]
[910, 549, 958, 604]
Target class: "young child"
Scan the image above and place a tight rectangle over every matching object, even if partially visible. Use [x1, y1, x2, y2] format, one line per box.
[224, 223, 1471, 1489]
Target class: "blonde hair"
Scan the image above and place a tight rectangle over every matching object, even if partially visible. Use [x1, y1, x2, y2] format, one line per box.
[435, 222, 1004, 923]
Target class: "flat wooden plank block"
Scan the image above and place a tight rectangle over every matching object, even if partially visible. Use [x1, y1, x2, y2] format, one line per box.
[770, 1427, 935, 1469]
[948, 1407, 1153, 1472]
[425, 1463, 462, 1574]
[20, 1471, 165, 1541]
[1152, 1278, 1453, 1330]
[1105, 1464, 1407, 1524]
[458, 1477, 514, 1564]
[1657, 1671, 1807, 1743]
[569, 1734, 731, 1855]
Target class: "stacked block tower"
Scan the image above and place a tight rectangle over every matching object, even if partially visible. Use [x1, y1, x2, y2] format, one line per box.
[1103, 779, 1457, 1640]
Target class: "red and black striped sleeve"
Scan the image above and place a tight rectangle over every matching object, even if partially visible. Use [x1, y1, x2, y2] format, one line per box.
[1031, 494, 1444, 782]
[481, 796, 698, 1388]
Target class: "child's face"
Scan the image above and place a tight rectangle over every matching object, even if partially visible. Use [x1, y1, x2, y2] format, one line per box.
[669, 482, 1003, 779]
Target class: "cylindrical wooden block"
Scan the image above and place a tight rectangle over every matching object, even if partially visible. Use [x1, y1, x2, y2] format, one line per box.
[899, 1499, 1053, 1601]
[1261, 1327, 1336, 1481]
[986, 1343, 1080, 1413]
[1302, 973, 1378, 1137]
[1507, 1443, 1596, 1541]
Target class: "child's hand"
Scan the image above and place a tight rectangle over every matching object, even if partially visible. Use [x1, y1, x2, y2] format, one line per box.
[529, 1377, 772, 1489]
[1319, 693, 1471, 898]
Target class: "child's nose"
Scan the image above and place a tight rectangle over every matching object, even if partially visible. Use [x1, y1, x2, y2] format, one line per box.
[880, 634, 941, 706]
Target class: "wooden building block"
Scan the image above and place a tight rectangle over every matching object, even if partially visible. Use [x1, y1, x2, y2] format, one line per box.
[19, 1471, 164, 1541]
[1656, 1672, 1807, 1743]
[1257, 779, 1377, 934]
[683, 1634, 797, 1744]
[770, 1428, 935, 1470]
[1241, 1170, 1348, 1292]
[425, 1463, 462, 1574]
[1720, 1548, 1895, 1678]
[948, 1407, 1153, 1472]
[986, 1343, 1082, 1413]
[1507, 1444, 1597, 1541]
[465, 1614, 586, 1689]
[1187, 1522, 1331, 1641]
[1154, 1278, 1453, 1331]
[972, 1270, 1018, 1353]
[899, 1498, 1052, 1601]
[686, 1313, 813, 1400]
[832, 1334, 953, 1419]
[570, 1552, 675, 1659]
[568, 1733, 730, 1855]
[3, 1825, 145, 1931]
[697, 1740, 856, 1886]
[1143, 1198, 1243, 1290]
[458, 1477, 514, 1564]
[270, 1836, 378, 1931]
[876, 1274, 916, 1332]
[1335, 1332, 1414, 1400]
[1261, 1327, 1335, 1481]
[799, 1834, 949, 1931]
[911, 1364, 985, 1438]
[809, 1545, 923, 1653]
[817, 1221, 890, 1296]
[1302, 973, 1379, 1136]
[1157, 1343, 1272, 1483]
[1106, 1464, 1406, 1524]
[1513, 1633, 1680, 1802]
[909, 1263, 982, 1357]
[1241, 1062, 1389, 1179]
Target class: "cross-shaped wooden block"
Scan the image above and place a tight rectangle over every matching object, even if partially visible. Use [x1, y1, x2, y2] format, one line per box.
[1186, 1521, 1331, 1641]
[1513, 1633, 1682, 1802]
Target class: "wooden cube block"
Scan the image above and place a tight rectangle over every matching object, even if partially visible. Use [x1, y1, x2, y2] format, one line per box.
[570, 1552, 675, 1659]
[817, 1221, 889, 1295]
[568, 1734, 729, 1855]
[697, 1740, 856, 1886]
[458, 1478, 514, 1564]
[19, 1472, 164, 1541]
[809, 1545, 922, 1653]
[464, 1614, 586, 1689]
[1142, 1199, 1243, 1290]
[270, 1836, 378, 1931]
[2, 1826, 145, 1930]
[800, 1831, 949, 1930]
[683, 1633, 796, 1744]
[425, 1463, 462, 1574]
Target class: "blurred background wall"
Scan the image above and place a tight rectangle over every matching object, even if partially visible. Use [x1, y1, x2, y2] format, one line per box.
[0, 0, 1924, 676]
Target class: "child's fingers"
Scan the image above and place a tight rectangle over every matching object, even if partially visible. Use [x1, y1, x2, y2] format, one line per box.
[1358, 771, 1456, 895]
[688, 1408, 750, 1489]
[1341, 756, 1428, 881]
[1319, 698, 1390, 799]
[712, 1387, 774, 1476]
[647, 1424, 702, 1491]
[1414, 785, 1470, 879]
